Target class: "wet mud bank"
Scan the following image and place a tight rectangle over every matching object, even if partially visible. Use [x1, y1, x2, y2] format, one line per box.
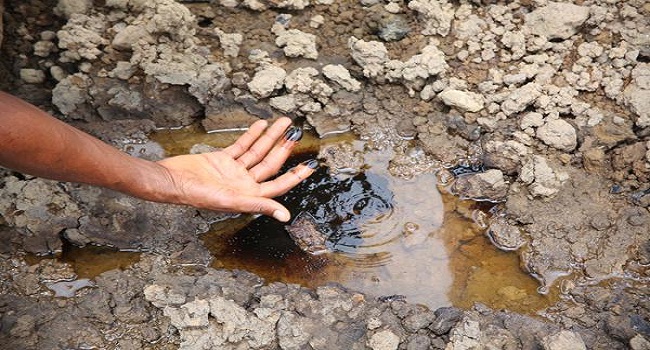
[1, 0, 649, 349]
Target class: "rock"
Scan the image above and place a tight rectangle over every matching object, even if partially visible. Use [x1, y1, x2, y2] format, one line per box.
[407, 0, 454, 36]
[430, 307, 463, 335]
[215, 29, 243, 58]
[143, 284, 188, 308]
[438, 89, 485, 112]
[112, 25, 154, 51]
[446, 316, 481, 350]
[110, 61, 136, 80]
[285, 67, 322, 94]
[525, 2, 590, 40]
[247, 66, 287, 98]
[163, 299, 210, 328]
[501, 82, 542, 116]
[10, 314, 36, 338]
[277, 312, 313, 349]
[452, 169, 508, 202]
[19, 69, 46, 84]
[207, 296, 275, 348]
[486, 218, 525, 251]
[622, 63, 650, 128]
[50, 66, 67, 81]
[390, 42, 447, 82]
[402, 308, 436, 332]
[519, 156, 568, 198]
[349, 37, 389, 78]
[483, 140, 531, 175]
[367, 329, 400, 350]
[322, 64, 361, 92]
[57, 13, 109, 62]
[54, 0, 92, 19]
[310, 15, 324, 29]
[497, 286, 527, 301]
[536, 119, 577, 152]
[520, 112, 545, 130]
[541, 330, 586, 350]
[376, 14, 410, 42]
[33, 40, 57, 57]
[0, 177, 81, 254]
[630, 335, 650, 350]
[270, 94, 298, 113]
[275, 29, 318, 59]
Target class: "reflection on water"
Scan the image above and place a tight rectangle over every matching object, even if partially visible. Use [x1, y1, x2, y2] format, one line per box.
[191, 128, 559, 314]
[56, 125, 557, 315]
[204, 148, 452, 308]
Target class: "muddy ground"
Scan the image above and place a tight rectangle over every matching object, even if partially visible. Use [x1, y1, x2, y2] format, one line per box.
[0, 0, 649, 349]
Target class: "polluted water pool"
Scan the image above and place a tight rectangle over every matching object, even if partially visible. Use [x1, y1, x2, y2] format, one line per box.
[35, 125, 559, 314]
[153, 126, 559, 315]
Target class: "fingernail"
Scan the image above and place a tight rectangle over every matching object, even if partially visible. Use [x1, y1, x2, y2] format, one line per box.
[283, 126, 303, 142]
[302, 159, 319, 169]
[273, 209, 290, 222]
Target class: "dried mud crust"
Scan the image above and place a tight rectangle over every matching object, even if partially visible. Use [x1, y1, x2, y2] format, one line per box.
[0, 0, 649, 349]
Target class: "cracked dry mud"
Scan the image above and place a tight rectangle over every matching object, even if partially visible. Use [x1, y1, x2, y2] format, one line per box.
[0, 0, 649, 349]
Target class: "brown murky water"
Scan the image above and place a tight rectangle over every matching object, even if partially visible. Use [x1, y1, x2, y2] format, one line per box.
[53, 125, 558, 315]
[153, 126, 559, 314]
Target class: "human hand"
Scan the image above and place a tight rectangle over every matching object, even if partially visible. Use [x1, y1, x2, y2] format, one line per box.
[154, 117, 316, 222]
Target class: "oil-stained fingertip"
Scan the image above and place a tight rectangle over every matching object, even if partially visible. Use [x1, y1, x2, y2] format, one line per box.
[301, 159, 319, 169]
[283, 126, 303, 142]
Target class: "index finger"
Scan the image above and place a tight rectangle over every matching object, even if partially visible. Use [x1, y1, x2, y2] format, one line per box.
[222, 119, 269, 158]
[259, 159, 319, 197]
[233, 117, 293, 169]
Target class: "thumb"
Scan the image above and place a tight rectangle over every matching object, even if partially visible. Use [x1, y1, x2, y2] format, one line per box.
[235, 195, 291, 222]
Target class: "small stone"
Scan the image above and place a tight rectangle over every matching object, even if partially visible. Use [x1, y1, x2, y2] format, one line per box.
[34, 40, 56, 57]
[630, 334, 650, 350]
[111, 61, 136, 80]
[520, 112, 544, 130]
[368, 329, 400, 350]
[247, 66, 287, 98]
[309, 15, 324, 29]
[112, 25, 153, 51]
[54, 0, 92, 19]
[438, 89, 485, 112]
[322, 64, 361, 92]
[377, 14, 410, 42]
[541, 330, 586, 350]
[275, 29, 318, 59]
[497, 286, 527, 301]
[50, 66, 67, 81]
[525, 2, 590, 40]
[215, 29, 243, 58]
[20, 69, 46, 84]
[536, 119, 577, 152]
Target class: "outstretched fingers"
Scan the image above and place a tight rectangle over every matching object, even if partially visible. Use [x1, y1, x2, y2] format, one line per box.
[259, 159, 319, 198]
[219, 194, 291, 222]
[222, 119, 269, 158]
[233, 117, 293, 169]
[249, 126, 303, 181]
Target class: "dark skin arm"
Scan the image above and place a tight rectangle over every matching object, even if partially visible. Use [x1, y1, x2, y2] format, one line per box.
[0, 91, 315, 222]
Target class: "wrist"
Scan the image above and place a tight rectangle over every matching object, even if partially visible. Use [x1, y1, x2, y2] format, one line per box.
[109, 157, 179, 204]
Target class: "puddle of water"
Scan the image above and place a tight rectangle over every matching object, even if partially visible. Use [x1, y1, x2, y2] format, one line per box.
[34, 125, 558, 314]
[155, 126, 559, 314]
[59, 243, 141, 279]
[25, 239, 141, 280]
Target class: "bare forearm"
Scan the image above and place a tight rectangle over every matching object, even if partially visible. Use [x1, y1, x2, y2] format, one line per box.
[0, 91, 169, 201]
[0, 92, 313, 221]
